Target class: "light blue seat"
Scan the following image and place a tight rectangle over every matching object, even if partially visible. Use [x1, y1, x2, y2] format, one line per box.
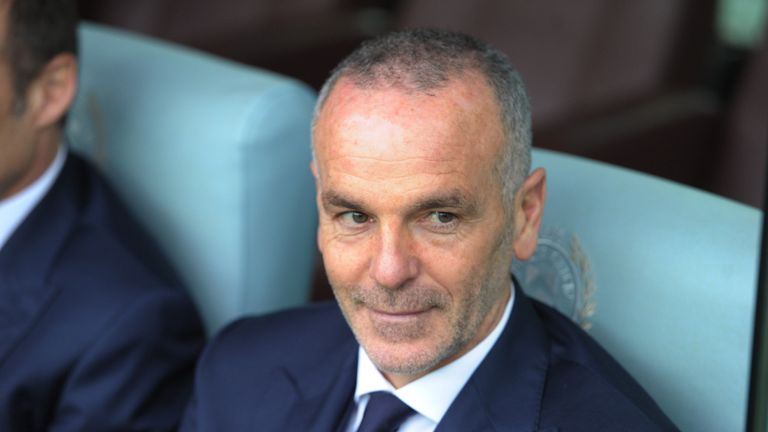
[516, 149, 762, 431]
[66, 23, 318, 333]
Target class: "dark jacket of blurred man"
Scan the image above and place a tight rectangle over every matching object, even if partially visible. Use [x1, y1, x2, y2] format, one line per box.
[181, 29, 678, 432]
[0, 0, 205, 430]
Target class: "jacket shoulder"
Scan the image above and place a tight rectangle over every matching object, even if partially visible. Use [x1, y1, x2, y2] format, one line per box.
[203, 302, 352, 372]
[533, 300, 678, 431]
[53, 155, 182, 293]
[182, 303, 356, 431]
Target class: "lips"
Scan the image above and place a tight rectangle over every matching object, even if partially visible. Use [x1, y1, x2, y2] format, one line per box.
[362, 306, 435, 341]
[366, 306, 434, 324]
[369, 307, 431, 316]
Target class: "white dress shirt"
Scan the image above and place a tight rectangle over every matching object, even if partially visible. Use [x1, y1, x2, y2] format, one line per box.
[345, 284, 515, 432]
[0, 145, 67, 252]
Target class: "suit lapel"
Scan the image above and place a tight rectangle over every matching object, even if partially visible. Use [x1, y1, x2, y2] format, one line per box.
[283, 329, 359, 432]
[436, 283, 552, 432]
[0, 156, 81, 367]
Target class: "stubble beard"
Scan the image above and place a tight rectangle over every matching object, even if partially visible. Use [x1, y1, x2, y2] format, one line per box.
[332, 220, 515, 379]
[333, 263, 508, 378]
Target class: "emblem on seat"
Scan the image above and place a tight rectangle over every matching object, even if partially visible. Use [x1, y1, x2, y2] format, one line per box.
[511, 226, 596, 330]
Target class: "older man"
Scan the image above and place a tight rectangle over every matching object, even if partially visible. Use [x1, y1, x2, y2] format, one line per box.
[182, 29, 677, 431]
[0, 0, 204, 429]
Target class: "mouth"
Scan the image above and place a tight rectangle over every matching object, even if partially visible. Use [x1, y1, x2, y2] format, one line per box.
[360, 304, 438, 341]
[347, 287, 446, 330]
[366, 306, 434, 322]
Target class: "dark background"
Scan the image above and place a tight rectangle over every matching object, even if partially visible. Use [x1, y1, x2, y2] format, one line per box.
[74, 0, 767, 303]
[76, 0, 768, 210]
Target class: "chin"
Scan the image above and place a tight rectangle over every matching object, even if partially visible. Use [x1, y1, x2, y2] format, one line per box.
[363, 335, 456, 379]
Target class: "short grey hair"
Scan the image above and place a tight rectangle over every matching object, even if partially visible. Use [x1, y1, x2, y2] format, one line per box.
[312, 28, 532, 210]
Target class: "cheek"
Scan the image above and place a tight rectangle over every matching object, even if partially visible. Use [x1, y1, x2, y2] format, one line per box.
[321, 237, 370, 287]
[416, 228, 508, 298]
[416, 240, 485, 296]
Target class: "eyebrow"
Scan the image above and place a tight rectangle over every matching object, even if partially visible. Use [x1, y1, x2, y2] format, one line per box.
[406, 190, 478, 216]
[321, 189, 478, 216]
[322, 191, 366, 212]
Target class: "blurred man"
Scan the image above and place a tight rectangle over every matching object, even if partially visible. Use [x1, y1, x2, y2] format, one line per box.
[182, 29, 677, 431]
[0, 0, 204, 430]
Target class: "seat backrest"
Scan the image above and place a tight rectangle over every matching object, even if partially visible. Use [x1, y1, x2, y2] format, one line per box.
[515, 149, 762, 431]
[66, 23, 318, 333]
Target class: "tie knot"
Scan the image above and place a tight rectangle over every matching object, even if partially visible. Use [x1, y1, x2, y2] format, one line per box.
[357, 391, 415, 432]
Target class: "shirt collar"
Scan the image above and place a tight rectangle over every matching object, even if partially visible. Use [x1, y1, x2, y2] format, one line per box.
[354, 282, 515, 424]
[0, 144, 67, 252]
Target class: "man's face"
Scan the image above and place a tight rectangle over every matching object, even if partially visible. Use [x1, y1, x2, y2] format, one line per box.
[0, 0, 39, 199]
[313, 74, 518, 387]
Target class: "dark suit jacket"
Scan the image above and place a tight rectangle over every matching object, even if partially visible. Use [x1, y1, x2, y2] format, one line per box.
[0, 154, 205, 431]
[181, 283, 678, 431]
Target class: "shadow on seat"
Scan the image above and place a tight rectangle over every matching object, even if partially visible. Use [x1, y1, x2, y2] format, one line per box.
[515, 149, 762, 431]
[66, 23, 318, 334]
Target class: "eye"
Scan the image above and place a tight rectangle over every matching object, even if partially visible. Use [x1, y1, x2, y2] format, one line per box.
[340, 211, 370, 225]
[432, 212, 456, 224]
[333, 211, 372, 235]
[424, 211, 459, 233]
[429, 212, 456, 225]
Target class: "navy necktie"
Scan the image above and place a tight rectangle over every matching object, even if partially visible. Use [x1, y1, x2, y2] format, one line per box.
[357, 391, 415, 432]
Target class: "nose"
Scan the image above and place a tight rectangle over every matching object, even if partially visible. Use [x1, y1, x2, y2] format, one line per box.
[369, 224, 418, 290]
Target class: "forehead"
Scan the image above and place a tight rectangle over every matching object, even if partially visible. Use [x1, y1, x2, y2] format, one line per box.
[314, 74, 505, 174]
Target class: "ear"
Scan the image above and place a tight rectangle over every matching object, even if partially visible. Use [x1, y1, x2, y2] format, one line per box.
[512, 168, 547, 260]
[310, 159, 319, 180]
[310, 159, 325, 253]
[25, 53, 77, 128]
[310, 159, 323, 201]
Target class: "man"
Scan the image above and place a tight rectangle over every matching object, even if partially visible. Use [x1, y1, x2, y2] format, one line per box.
[182, 29, 677, 431]
[0, 0, 205, 430]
